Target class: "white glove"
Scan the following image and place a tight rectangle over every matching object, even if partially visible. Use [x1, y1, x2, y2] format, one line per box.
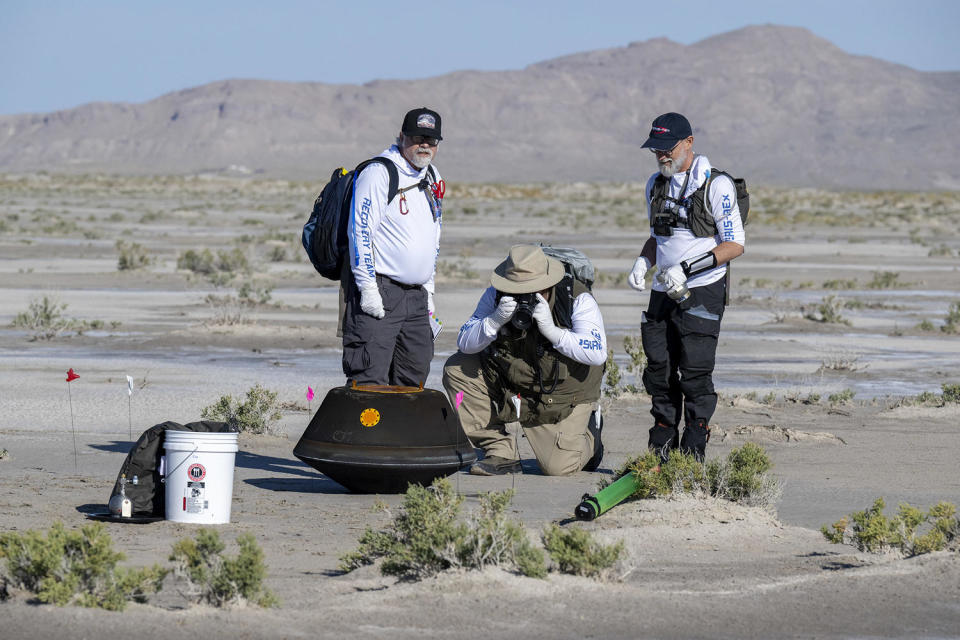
[657, 264, 688, 294]
[627, 256, 652, 291]
[484, 295, 517, 333]
[359, 282, 385, 319]
[532, 293, 564, 345]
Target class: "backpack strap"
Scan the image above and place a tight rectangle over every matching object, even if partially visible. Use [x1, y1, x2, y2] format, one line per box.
[353, 157, 400, 203]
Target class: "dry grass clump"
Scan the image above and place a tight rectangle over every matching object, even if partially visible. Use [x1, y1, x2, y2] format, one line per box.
[803, 295, 850, 325]
[822, 498, 959, 556]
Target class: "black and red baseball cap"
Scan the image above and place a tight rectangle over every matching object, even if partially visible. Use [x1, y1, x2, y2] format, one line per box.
[401, 107, 443, 141]
[641, 112, 692, 151]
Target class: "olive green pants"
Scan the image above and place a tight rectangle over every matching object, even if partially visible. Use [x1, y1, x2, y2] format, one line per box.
[442, 351, 595, 476]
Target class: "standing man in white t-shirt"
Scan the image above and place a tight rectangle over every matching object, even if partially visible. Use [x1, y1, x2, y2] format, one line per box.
[626, 112, 745, 462]
[343, 107, 444, 386]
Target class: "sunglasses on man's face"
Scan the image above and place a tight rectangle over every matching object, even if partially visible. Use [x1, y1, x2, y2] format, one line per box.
[407, 135, 439, 147]
[649, 139, 686, 156]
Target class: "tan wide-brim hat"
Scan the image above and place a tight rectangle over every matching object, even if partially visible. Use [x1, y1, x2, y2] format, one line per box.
[490, 245, 565, 294]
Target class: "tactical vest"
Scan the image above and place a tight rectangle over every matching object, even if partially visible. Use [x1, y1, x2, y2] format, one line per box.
[649, 167, 748, 238]
[482, 279, 604, 425]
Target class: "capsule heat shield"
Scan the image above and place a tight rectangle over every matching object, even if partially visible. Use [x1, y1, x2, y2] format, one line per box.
[293, 385, 477, 493]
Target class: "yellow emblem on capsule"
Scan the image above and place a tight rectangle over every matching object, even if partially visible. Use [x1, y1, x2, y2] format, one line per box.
[359, 408, 380, 427]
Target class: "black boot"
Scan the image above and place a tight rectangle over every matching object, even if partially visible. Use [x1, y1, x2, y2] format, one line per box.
[679, 419, 710, 462]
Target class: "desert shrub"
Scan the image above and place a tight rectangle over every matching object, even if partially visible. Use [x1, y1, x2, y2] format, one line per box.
[821, 498, 959, 556]
[804, 295, 850, 325]
[828, 388, 856, 405]
[0, 522, 165, 610]
[918, 319, 936, 332]
[267, 245, 287, 262]
[204, 293, 251, 325]
[942, 383, 960, 404]
[459, 489, 546, 578]
[623, 334, 646, 376]
[169, 529, 277, 608]
[607, 443, 778, 509]
[819, 351, 865, 372]
[822, 279, 857, 290]
[237, 282, 273, 306]
[542, 525, 623, 578]
[116, 240, 150, 270]
[942, 302, 960, 334]
[177, 248, 216, 274]
[339, 479, 546, 580]
[436, 258, 477, 281]
[11, 296, 78, 340]
[604, 348, 622, 395]
[177, 248, 250, 277]
[200, 384, 282, 434]
[928, 244, 954, 257]
[866, 270, 904, 289]
[216, 248, 250, 273]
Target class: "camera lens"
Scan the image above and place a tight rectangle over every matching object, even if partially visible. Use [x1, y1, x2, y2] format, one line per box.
[510, 294, 536, 330]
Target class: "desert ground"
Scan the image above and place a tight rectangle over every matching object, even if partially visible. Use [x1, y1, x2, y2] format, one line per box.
[1, 174, 959, 639]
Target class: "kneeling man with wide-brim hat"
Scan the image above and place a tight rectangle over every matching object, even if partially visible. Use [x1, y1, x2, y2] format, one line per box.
[443, 244, 607, 476]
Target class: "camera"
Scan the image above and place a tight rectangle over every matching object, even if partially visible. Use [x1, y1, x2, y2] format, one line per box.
[511, 293, 538, 330]
[652, 210, 676, 236]
[496, 291, 538, 330]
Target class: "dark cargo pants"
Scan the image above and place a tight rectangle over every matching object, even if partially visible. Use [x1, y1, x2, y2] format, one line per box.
[342, 274, 433, 386]
[640, 277, 725, 459]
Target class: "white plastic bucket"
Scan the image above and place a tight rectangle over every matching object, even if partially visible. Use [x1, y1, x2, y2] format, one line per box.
[164, 430, 239, 524]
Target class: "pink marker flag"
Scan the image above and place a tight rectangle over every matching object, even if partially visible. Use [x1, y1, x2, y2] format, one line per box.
[455, 390, 464, 410]
[306, 386, 315, 402]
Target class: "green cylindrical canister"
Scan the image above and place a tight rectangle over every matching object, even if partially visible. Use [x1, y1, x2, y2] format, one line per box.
[575, 472, 641, 520]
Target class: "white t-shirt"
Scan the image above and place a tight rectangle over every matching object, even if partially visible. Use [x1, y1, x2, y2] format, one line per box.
[457, 286, 607, 367]
[645, 154, 745, 290]
[348, 145, 442, 294]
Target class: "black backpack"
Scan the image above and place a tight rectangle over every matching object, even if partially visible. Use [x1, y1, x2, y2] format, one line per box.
[301, 158, 439, 281]
[650, 168, 750, 238]
[301, 158, 399, 281]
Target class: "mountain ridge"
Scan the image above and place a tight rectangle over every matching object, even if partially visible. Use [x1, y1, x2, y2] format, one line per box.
[2, 25, 957, 189]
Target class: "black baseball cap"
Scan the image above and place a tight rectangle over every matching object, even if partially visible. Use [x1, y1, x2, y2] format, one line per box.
[641, 112, 692, 150]
[401, 107, 443, 141]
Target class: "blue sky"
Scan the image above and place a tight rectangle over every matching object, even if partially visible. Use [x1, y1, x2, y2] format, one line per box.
[1, 0, 957, 115]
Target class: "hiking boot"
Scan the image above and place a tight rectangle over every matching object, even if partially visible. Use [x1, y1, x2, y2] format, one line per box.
[469, 455, 522, 476]
[582, 414, 604, 472]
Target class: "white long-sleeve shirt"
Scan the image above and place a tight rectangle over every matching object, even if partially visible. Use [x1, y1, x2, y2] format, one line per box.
[348, 145, 442, 294]
[645, 154, 745, 291]
[457, 286, 607, 367]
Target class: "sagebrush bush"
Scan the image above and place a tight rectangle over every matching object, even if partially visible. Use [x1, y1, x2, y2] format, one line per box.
[821, 498, 959, 556]
[200, 384, 282, 434]
[542, 525, 623, 578]
[0, 522, 165, 610]
[169, 529, 277, 608]
[339, 479, 546, 580]
[604, 443, 779, 509]
[11, 296, 75, 340]
[116, 239, 151, 271]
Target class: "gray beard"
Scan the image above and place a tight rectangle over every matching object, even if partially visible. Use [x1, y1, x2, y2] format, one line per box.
[408, 150, 433, 170]
[658, 149, 689, 179]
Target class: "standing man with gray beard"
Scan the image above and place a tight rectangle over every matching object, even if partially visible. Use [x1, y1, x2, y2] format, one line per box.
[343, 107, 444, 386]
[626, 112, 745, 462]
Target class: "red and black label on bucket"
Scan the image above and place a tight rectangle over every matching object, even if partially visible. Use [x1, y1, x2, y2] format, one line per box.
[187, 463, 206, 481]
